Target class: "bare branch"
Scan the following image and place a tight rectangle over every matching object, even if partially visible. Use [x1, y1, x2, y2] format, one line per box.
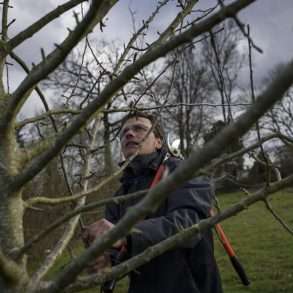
[28, 119, 102, 289]
[7, 0, 86, 50]
[155, 0, 198, 44]
[4, 0, 117, 126]
[201, 133, 280, 174]
[1, 0, 9, 41]
[17, 189, 147, 258]
[25, 147, 138, 207]
[15, 109, 81, 130]
[0, 247, 27, 285]
[3, 0, 257, 195]
[113, 0, 170, 73]
[103, 102, 252, 113]
[264, 198, 293, 236]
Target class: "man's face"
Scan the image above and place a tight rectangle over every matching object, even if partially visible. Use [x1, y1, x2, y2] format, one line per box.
[120, 117, 162, 159]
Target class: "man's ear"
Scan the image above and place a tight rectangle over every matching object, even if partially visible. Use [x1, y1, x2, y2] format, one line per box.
[155, 138, 163, 149]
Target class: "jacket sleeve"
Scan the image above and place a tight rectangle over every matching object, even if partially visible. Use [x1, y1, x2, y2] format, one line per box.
[128, 175, 214, 256]
[105, 190, 121, 225]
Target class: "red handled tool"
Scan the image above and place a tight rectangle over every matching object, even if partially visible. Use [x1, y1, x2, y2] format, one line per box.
[211, 209, 250, 286]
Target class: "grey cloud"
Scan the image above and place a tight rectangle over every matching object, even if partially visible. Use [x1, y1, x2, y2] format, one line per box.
[5, 0, 293, 116]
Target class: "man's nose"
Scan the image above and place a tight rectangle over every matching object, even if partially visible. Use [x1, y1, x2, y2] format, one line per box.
[125, 130, 135, 139]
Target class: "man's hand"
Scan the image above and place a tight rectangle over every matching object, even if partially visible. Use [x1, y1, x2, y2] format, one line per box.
[82, 218, 126, 248]
[87, 253, 111, 274]
[82, 218, 127, 273]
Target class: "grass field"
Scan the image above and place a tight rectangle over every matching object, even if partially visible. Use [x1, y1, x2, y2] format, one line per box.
[214, 189, 293, 293]
[48, 189, 293, 292]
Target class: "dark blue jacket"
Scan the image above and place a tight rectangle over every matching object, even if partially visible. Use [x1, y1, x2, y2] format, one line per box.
[105, 150, 222, 293]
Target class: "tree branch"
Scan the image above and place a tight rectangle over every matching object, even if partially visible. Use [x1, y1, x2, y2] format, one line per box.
[15, 109, 81, 130]
[1, 0, 10, 41]
[4, 0, 117, 126]
[18, 189, 147, 258]
[112, 0, 170, 73]
[28, 118, 102, 290]
[0, 247, 28, 285]
[7, 0, 86, 50]
[201, 133, 280, 175]
[264, 199, 293, 236]
[153, 0, 198, 45]
[3, 0, 256, 195]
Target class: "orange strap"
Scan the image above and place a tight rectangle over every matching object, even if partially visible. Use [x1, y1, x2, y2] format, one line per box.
[149, 164, 166, 188]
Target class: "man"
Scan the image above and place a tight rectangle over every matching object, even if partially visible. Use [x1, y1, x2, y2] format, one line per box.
[83, 112, 222, 293]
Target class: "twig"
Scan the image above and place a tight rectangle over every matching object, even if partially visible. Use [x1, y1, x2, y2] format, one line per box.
[16, 189, 147, 258]
[7, 0, 86, 50]
[5, 0, 116, 127]
[1, 0, 9, 41]
[264, 198, 293, 236]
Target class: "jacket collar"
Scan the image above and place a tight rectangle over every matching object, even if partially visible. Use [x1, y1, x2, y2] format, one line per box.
[120, 149, 167, 179]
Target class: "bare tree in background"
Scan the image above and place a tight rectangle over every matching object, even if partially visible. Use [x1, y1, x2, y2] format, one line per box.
[0, 1, 293, 292]
[202, 19, 245, 123]
[163, 45, 214, 156]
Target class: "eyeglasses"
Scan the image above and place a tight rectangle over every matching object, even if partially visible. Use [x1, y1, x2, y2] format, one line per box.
[119, 124, 151, 140]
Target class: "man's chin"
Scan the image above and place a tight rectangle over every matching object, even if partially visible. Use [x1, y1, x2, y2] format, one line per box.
[123, 149, 139, 159]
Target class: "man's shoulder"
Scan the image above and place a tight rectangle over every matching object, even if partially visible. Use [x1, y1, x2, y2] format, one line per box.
[165, 156, 213, 188]
[164, 156, 182, 171]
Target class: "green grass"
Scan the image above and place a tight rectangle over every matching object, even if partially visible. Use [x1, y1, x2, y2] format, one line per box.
[47, 189, 293, 292]
[214, 189, 293, 293]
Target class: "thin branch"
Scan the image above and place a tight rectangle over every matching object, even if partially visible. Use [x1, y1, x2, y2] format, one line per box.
[264, 198, 293, 236]
[231, 10, 262, 53]
[15, 109, 81, 130]
[7, 0, 86, 50]
[4, 0, 117, 126]
[200, 133, 280, 175]
[3, 0, 257, 195]
[209, 29, 232, 122]
[25, 152, 132, 206]
[28, 120, 102, 289]
[9, 51, 82, 132]
[113, 0, 170, 73]
[103, 102, 252, 113]
[153, 0, 198, 45]
[247, 24, 271, 185]
[1, 0, 10, 41]
[0, 247, 28, 285]
[17, 189, 147, 258]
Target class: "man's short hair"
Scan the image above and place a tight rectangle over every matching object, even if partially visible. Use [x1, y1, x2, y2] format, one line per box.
[120, 111, 165, 142]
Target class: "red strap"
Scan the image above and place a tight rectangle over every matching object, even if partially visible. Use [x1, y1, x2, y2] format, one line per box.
[149, 164, 166, 188]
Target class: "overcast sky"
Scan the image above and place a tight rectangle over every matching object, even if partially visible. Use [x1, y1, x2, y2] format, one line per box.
[3, 0, 293, 116]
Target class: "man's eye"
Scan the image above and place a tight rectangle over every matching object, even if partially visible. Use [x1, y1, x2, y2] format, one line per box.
[134, 125, 148, 132]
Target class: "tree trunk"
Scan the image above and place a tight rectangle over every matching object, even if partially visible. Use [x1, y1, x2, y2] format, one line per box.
[0, 191, 27, 292]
